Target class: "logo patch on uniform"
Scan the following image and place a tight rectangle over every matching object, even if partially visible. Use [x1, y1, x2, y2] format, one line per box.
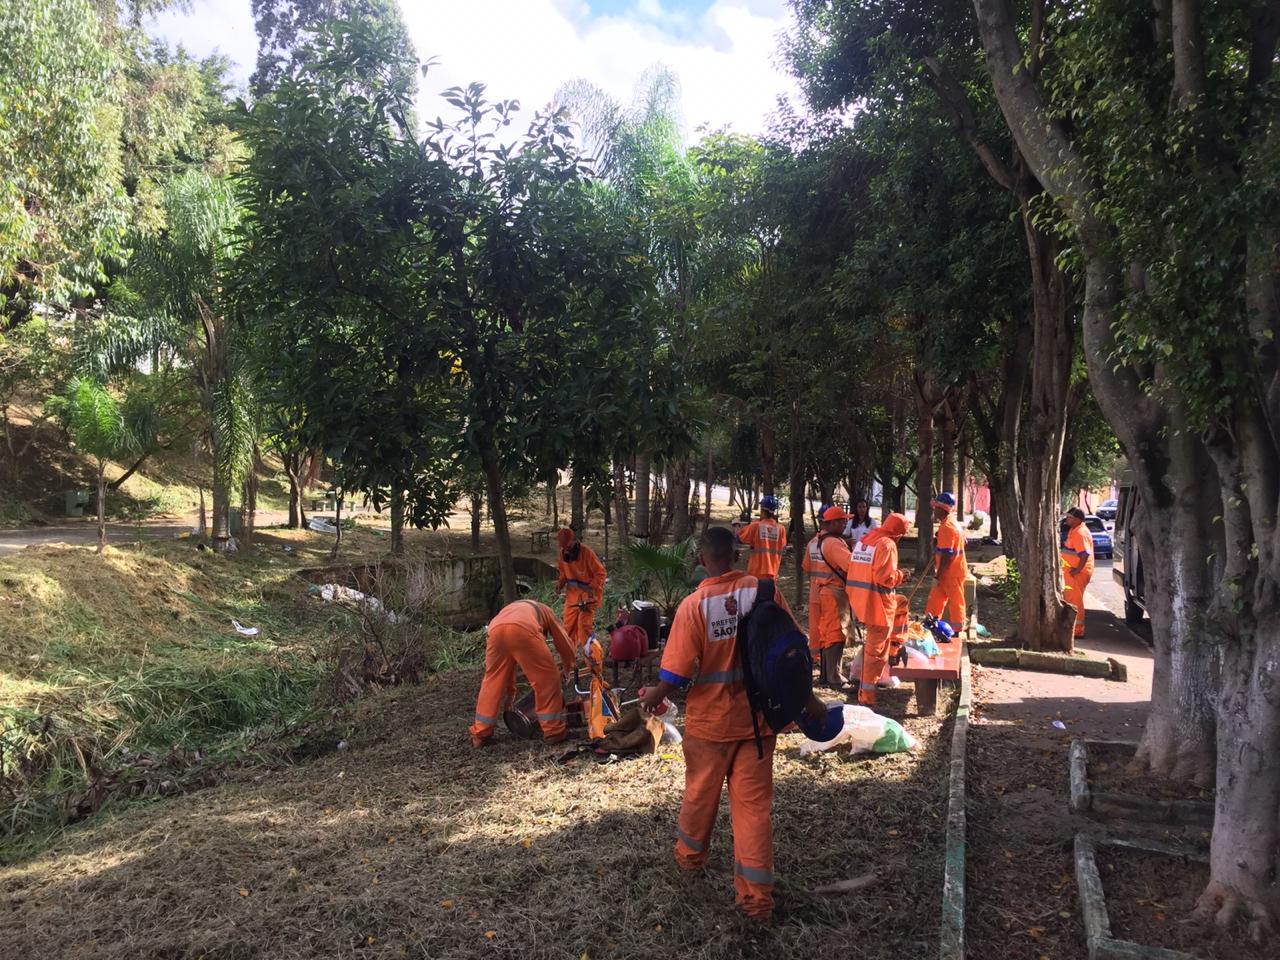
[851, 542, 875, 566]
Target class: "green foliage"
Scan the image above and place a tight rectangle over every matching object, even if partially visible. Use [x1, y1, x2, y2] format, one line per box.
[46, 378, 139, 466]
[623, 537, 696, 613]
[0, 0, 127, 315]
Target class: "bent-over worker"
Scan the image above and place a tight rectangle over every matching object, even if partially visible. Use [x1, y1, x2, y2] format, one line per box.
[556, 527, 606, 649]
[470, 600, 576, 748]
[925, 492, 967, 628]
[640, 526, 824, 922]
[738, 495, 787, 581]
[846, 513, 911, 707]
[1061, 507, 1095, 639]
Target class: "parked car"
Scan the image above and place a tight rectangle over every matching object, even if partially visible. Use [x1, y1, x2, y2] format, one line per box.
[1059, 514, 1114, 560]
[1112, 478, 1145, 624]
[1096, 498, 1119, 520]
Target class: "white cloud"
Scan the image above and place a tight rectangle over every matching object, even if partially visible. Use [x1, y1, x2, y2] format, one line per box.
[146, 0, 800, 140]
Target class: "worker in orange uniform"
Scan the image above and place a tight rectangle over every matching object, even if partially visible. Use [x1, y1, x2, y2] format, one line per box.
[809, 505, 854, 688]
[1061, 507, 1095, 639]
[470, 600, 578, 748]
[925, 492, 967, 629]
[846, 513, 911, 707]
[801, 503, 835, 654]
[640, 526, 825, 922]
[555, 527, 606, 649]
[738, 495, 787, 581]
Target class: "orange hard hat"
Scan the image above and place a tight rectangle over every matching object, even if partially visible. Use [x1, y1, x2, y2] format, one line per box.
[822, 506, 851, 523]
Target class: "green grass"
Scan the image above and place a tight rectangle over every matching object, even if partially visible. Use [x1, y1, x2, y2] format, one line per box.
[0, 531, 489, 860]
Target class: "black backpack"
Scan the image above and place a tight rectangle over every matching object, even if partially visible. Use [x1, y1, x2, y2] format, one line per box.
[736, 580, 814, 758]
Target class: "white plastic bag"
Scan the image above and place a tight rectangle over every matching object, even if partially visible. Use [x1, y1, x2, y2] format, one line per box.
[799, 704, 918, 756]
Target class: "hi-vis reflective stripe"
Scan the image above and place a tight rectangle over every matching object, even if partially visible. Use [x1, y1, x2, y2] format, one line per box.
[734, 862, 774, 885]
[565, 578, 592, 589]
[677, 827, 705, 852]
[847, 579, 894, 594]
[935, 547, 958, 555]
[1062, 548, 1090, 559]
[808, 570, 838, 579]
[698, 668, 744, 684]
[474, 713, 497, 725]
[536, 711, 564, 722]
[748, 545, 785, 555]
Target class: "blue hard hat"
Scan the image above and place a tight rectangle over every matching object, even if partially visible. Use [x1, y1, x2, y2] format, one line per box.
[798, 704, 846, 743]
[761, 495, 781, 513]
[933, 492, 956, 508]
[932, 618, 956, 639]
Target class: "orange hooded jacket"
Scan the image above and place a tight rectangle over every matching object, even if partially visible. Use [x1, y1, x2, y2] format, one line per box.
[846, 513, 909, 628]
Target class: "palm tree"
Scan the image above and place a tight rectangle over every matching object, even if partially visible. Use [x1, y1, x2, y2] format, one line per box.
[99, 170, 257, 551]
[47, 379, 141, 554]
[555, 67, 703, 543]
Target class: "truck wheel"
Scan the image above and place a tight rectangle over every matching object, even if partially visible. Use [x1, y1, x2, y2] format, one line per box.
[1124, 597, 1144, 625]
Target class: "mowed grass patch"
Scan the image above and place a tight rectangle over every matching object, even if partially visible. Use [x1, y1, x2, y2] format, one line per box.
[0, 535, 407, 855]
[1, 668, 951, 960]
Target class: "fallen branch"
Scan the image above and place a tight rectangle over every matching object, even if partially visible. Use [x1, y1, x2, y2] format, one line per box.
[811, 871, 880, 895]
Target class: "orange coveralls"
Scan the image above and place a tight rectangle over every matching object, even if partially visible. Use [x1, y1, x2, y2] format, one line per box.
[1061, 523, 1095, 638]
[925, 512, 967, 627]
[808, 533, 850, 650]
[469, 600, 576, 746]
[557, 542, 606, 649]
[846, 514, 910, 706]
[738, 517, 787, 580]
[659, 571, 794, 920]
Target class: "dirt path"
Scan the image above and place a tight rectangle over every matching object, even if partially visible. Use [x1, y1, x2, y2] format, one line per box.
[965, 569, 1158, 959]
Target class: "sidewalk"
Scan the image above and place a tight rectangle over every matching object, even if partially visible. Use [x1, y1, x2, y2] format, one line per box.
[973, 567, 1152, 741]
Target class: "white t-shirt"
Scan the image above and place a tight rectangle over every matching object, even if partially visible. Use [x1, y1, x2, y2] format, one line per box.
[844, 516, 879, 543]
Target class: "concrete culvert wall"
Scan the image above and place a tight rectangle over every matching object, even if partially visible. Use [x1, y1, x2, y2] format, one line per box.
[297, 555, 556, 627]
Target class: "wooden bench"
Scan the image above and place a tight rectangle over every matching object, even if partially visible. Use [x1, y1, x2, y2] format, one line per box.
[529, 529, 555, 552]
[882, 639, 964, 716]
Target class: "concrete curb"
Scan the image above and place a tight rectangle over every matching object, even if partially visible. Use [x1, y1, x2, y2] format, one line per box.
[969, 646, 1125, 680]
[1068, 739, 1214, 827]
[939, 644, 971, 960]
[1074, 833, 1202, 959]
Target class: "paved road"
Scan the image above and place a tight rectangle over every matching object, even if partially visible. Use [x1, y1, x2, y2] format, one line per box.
[0, 521, 194, 554]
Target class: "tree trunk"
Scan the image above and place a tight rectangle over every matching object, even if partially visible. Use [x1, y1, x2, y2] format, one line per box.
[328, 490, 343, 560]
[634, 451, 651, 541]
[480, 439, 518, 604]
[285, 453, 303, 529]
[243, 452, 258, 551]
[198, 486, 207, 538]
[108, 452, 151, 491]
[1016, 215, 1076, 652]
[470, 488, 483, 552]
[788, 403, 806, 608]
[940, 400, 956, 500]
[703, 446, 714, 533]
[211, 471, 232, 552]
[95, 460, 107, 555]
[956, 441, 968, 523]
[914, 377, 937, 569]
[570, 470, 585, 535]
[758, 419, 776, 496]
[671, 458, 692, 541]
[390, 485, 405, 556]
[989, 494, 999, 542]
[612, 460, 630, 541]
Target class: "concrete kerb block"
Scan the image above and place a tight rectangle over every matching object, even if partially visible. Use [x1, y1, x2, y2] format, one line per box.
[938, 644, 971, 960]
[968, 647, 1125, 680]
[1074, 833, 1203, 960]
[1067, 740, 1214, 827]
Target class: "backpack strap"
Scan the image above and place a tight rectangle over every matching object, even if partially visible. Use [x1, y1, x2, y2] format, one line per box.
[748, 578, 774, 759]
[816, 534, 848, 586]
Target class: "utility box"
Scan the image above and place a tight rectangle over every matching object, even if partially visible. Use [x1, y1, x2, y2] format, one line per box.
[65, 490, 91, 517]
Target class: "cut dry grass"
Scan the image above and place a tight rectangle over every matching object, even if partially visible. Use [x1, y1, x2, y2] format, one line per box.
[1, 668, 952, 960]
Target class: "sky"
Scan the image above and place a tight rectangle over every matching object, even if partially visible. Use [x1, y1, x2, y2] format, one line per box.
[146, 0, 802, 139]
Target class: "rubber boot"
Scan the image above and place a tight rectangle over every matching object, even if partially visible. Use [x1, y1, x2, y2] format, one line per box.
[815, 648, 828, 686]
[829, 643, 846, 689]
